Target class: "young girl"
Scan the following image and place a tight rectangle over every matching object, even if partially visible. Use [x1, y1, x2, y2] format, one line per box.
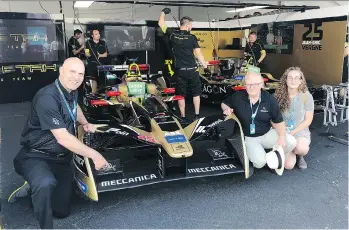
[274, 67, 314, 170]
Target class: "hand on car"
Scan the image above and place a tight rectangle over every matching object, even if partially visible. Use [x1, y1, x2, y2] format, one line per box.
[83, 123, 96, 133]
[92, 153, 109, 171]
[223, 107, 233, 116]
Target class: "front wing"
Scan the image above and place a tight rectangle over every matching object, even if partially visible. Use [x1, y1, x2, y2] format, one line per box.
[73, 114, 250, 201]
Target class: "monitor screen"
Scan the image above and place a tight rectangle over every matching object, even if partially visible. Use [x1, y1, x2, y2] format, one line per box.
[104, 25, 155, 54]
[0, 19, 63, 63]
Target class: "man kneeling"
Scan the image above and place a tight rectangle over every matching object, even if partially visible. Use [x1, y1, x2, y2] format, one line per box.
[221, 72, 296, 171]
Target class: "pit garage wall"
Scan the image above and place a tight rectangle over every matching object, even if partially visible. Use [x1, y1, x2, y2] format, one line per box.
[191, 17, 347, 86]
[261, 18, 347, 85]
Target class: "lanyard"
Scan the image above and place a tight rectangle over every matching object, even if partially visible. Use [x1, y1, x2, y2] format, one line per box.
[55, 79, 77, 127]
[250, 94, 261, 124]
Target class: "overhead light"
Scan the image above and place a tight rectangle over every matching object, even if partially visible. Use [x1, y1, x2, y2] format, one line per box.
[226, 6, 268, 13]
[74, 1, 94, 8]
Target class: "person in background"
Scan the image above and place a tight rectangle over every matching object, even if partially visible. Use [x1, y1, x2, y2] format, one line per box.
[68, 29, 85, 59]
[274, 67, 314, 170]
[244, 31, 267, 70]
[85, 29, 109, 93]
[221, 71, 296, 171]
[8, 58, 109, 229]
[158, 8, 210, 121]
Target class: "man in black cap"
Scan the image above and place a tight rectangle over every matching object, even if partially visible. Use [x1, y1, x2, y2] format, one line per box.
[158, 8, 210, 120]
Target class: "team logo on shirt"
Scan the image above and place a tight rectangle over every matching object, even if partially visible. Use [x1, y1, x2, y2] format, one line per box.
[52, 118, 59, 125]
[261, 107, 268, 113]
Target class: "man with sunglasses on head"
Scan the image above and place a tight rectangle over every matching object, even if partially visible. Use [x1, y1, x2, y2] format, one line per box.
[158, 8, 210, 121]
[221, 71, 296, 171]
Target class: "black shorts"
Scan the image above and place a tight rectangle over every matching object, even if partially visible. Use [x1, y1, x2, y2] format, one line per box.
[175, 69, 202, 97]
[86, 62, 104, 86]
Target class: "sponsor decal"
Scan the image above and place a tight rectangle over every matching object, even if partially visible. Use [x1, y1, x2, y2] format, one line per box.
[101, 174, 157, 187]
[74, 154, 84, 167]
[1, 64, 57, 73]
[165, 134, 186, 143]
[105, 128, 129, 136]
[172, 143, 189, 153]
[302, 22, 323, 50]
[77, 179, 88, 193]
[211, 149, 228, 158]
[202, 85, 227, 94]
[164, 131, 181, 136]
[137, 135, 156, 143]
[187, 164, 236, 174]
[195, 119, 223, 133]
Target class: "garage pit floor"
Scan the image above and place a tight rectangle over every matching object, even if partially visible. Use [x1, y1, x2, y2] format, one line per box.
[0, 102, 347, 229]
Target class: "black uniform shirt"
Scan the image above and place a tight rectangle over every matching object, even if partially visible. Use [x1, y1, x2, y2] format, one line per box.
[244, 40, 265, 63]
[162, 26, 200, 69]
[68, 36, 82, 58]
[20, 80, 78, 162]
[223, 90, 284, 137]
[85, 39, 108, 63]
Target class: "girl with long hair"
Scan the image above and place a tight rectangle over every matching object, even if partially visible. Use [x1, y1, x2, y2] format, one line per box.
[274, 67, 314, 170]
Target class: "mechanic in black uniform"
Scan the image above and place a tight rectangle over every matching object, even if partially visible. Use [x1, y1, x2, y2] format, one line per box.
[221, 71, 296, 170]
[68, 29, 85, 59]
[158, 8, 210, 120]
[244, 32, 267, 70]
[85, 29, 109, 93]
[8, 58, 109, 229]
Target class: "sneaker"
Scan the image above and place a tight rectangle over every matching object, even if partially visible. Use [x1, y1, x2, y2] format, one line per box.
[193, 114, 200, 120]
[297, 156, 307, 170]
[8, 181, 30, 203]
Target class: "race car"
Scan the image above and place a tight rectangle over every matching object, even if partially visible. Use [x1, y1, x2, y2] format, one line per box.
[75, 74, 253, 201]
[199, 59, 281, 104]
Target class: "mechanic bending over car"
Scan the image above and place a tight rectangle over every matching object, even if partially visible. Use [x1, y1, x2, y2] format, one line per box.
[8, 57, 109, 229]
[158, 8, 211, 121]
[274, 67, 314, 170]
[85, 29, 109, 93]
[221, 71, 297, 170]
[244, 32, 266, 70]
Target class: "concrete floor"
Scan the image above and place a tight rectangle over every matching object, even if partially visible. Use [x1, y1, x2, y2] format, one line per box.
[0, 102, 348, 229]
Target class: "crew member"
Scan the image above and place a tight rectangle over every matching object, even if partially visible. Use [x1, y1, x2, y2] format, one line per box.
[158, 8, 210, 120]
[244, 32, 266, 70]
[8, 58, 109, 229]
[221, 72, 296, 170]
[68, 29, 85, 59]
[85, 29, 109, 93]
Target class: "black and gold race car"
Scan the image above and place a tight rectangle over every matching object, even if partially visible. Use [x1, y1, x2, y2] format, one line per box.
[75, 65, 253, 201]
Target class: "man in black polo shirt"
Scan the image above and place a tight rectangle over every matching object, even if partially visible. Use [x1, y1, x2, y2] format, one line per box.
[221, 72, 296, 170]
[68, 29, 85, 59]
[244, 32, 266, 70]
[8, 58, 109, 229]
[85, 29, 109, 93]
[158, 8, 210, 120]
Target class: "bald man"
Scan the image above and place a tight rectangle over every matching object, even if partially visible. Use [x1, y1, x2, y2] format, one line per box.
[221, 72, 296, 171]
[9, 57, 109, 229]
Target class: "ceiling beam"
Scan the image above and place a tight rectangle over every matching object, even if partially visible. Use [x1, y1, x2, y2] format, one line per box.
[100, 1, 320, 10]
